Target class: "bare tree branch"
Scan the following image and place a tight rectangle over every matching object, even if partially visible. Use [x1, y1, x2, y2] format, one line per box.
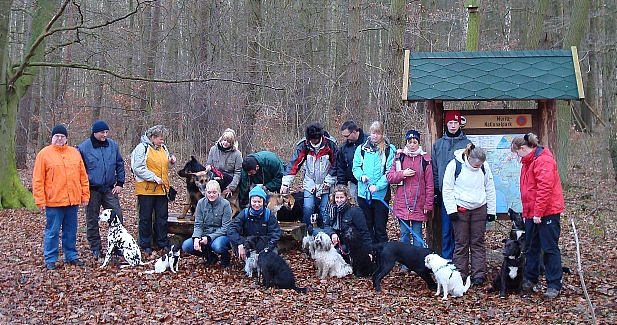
[25, 62, 285, 90]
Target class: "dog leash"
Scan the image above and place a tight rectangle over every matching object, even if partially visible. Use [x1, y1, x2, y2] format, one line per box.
[373, 196, 428, 248]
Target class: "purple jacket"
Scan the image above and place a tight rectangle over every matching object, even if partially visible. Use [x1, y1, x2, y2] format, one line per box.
[386, 152, 434, 222]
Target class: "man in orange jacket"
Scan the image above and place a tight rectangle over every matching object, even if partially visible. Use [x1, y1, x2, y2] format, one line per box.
[33, 124, 90, 270]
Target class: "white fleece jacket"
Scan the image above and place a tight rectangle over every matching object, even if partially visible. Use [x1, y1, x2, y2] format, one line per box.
[442, 148, 496, 215]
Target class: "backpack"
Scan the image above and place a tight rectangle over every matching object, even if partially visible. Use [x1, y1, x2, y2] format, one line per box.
[130, 143, 149, 175]
[241, 208, 271, 223]
[453, 156, 485, 180]
[360, 146, 392, 174]
[398, 154, 430, 172]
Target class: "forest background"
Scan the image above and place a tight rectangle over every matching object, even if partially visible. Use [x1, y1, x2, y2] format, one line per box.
[1, 0, 616, 324]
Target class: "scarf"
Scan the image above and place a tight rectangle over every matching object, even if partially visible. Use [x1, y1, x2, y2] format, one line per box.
[90, 134, 109, 148]
[249, 207, 264, 217]
[330, 201, 349, 231]
[402, 146, 425, 157]
[217, 142, 233, 152]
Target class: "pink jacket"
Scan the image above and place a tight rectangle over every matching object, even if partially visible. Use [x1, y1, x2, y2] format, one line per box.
[386, 152, 434, 221]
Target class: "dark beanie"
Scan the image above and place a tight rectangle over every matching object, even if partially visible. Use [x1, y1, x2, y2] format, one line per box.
[92, 120, 109, 134]
[51, 124, 68, 137]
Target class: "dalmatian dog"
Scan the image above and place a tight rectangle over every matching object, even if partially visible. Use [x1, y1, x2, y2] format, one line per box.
[143, 245, 181, 274]
[98, 209, 151, 268]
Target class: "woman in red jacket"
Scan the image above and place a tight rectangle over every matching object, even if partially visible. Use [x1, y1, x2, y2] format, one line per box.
[511, 133, 565, 299]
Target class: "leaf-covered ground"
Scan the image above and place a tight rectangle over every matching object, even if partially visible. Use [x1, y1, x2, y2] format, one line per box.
[1, 135, 616, 324]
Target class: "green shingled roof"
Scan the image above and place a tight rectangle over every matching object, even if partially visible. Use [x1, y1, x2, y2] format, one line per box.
[403, 49, 584, 101]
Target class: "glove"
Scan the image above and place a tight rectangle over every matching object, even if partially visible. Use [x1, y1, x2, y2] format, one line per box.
[448, 212, 459, 222]
[434, 189, 442, 205]
[487, 214, 496, 222]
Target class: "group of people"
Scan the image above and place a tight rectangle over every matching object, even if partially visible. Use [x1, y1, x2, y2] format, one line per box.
[33, 112, 565, 299]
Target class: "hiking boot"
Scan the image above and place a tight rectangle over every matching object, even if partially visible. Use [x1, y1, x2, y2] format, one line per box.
[522, 279, 535, 292]
[92, 250, 101, 258]
[143, 248, 153, 255]
[67, 259, 84, 266]
[472, 278, 485, 285]
[46, 262, 56, 270]
[543, 288, 560, 299]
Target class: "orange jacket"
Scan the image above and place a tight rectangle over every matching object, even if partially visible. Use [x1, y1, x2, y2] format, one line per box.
[32, 144, 90, 208]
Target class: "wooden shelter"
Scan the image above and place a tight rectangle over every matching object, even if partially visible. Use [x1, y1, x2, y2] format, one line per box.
[402, 47, 584, 252]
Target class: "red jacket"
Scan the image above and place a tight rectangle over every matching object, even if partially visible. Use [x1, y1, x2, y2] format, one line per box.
[386, 152, 434, 222]
[519, 146, 564, 219]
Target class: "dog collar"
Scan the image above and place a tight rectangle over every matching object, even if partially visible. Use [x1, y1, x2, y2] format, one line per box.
[436, 264, 455, 273]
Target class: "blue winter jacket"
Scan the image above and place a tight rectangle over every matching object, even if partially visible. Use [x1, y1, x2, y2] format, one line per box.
[352, 138, 396, 201]
[78, 137, 125, 193]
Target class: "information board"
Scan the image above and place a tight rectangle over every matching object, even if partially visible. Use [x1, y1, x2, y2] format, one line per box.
[467, 134, 523, 214]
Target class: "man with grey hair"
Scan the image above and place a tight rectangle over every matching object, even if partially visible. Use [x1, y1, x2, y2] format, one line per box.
[131, 125, 177, 254]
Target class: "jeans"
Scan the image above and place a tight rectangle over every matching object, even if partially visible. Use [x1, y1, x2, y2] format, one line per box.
[399, 219, 423, 247]
[348, 182, 358, 199]
[85, 189, 123, 252]
[137, 195, 169, 249]
[44, 205, 79, 264]
[358, 197, 389, 243]
[441, 201, 455, 260]
[182, 236, 231, 261]
[524, 214, 563, 291]
[303, 189, 329, 225]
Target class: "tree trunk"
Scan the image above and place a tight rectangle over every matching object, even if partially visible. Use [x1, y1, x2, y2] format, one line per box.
[556, 0, 591, 186]
[522, 0, 548, 49]
[242, 0, 261, 154]
[347, 0, 360, 120]
[0, 0, 56, 210]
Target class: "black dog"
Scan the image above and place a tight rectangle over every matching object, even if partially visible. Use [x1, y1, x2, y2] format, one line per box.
[177, 156, 207, 218]
[372, 241, 437, 292]
[508, 208, 525, 241]
[488, 237, 526, 298]
[343, 227, 375, 277]
[257, 249, 308, 293]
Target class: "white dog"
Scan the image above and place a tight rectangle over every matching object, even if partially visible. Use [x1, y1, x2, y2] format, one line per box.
[98, 209, 151, 268]
[424, 253, 471, 300]
[313, 232, 353, 279]
[143, 245, 181, 274]
[302, 234, 316, 259]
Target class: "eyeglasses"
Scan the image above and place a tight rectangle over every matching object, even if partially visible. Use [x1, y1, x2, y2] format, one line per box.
[341, 133, 351, 138]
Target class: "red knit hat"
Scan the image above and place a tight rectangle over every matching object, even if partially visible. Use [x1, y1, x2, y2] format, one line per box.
[444, 110, 462, 125]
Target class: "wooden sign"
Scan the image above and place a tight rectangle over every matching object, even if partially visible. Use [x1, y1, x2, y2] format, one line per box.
[464, 114, 532, 129]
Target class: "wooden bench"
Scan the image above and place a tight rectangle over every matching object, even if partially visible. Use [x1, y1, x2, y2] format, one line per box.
[167, 213, 306, 249]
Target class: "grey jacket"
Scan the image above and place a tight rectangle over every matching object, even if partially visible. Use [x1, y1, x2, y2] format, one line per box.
[206, 144, 243, 191]
[431, 131, 472, 191]
[191, 196, 233, 242]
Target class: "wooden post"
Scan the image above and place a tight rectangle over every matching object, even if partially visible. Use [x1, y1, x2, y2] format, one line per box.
[426, 100, 444, 252]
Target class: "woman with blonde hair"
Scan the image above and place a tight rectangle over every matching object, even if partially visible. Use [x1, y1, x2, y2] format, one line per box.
[511, 133, 564, 299]
[315, 185, 372, 257]
[206, 128, 243, 211]
[352, 121, 396, 243]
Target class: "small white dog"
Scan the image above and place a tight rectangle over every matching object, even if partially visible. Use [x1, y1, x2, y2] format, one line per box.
[302, 235, 316, 259]
[143, 245, 181, 274]
[313, 232, 352, 279]
[424, 253, 471, 300]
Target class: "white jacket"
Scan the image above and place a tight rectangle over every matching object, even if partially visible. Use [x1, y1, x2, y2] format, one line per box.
[442, 149, 496, 215]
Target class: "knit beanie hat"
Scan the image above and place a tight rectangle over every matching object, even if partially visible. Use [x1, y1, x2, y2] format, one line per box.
[444, 110, 462, 125]
[92, 120, 110, 134]
[51, 124, 68, 137]
[405, 130, 420, 142]
[249, 186, 267, 202]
